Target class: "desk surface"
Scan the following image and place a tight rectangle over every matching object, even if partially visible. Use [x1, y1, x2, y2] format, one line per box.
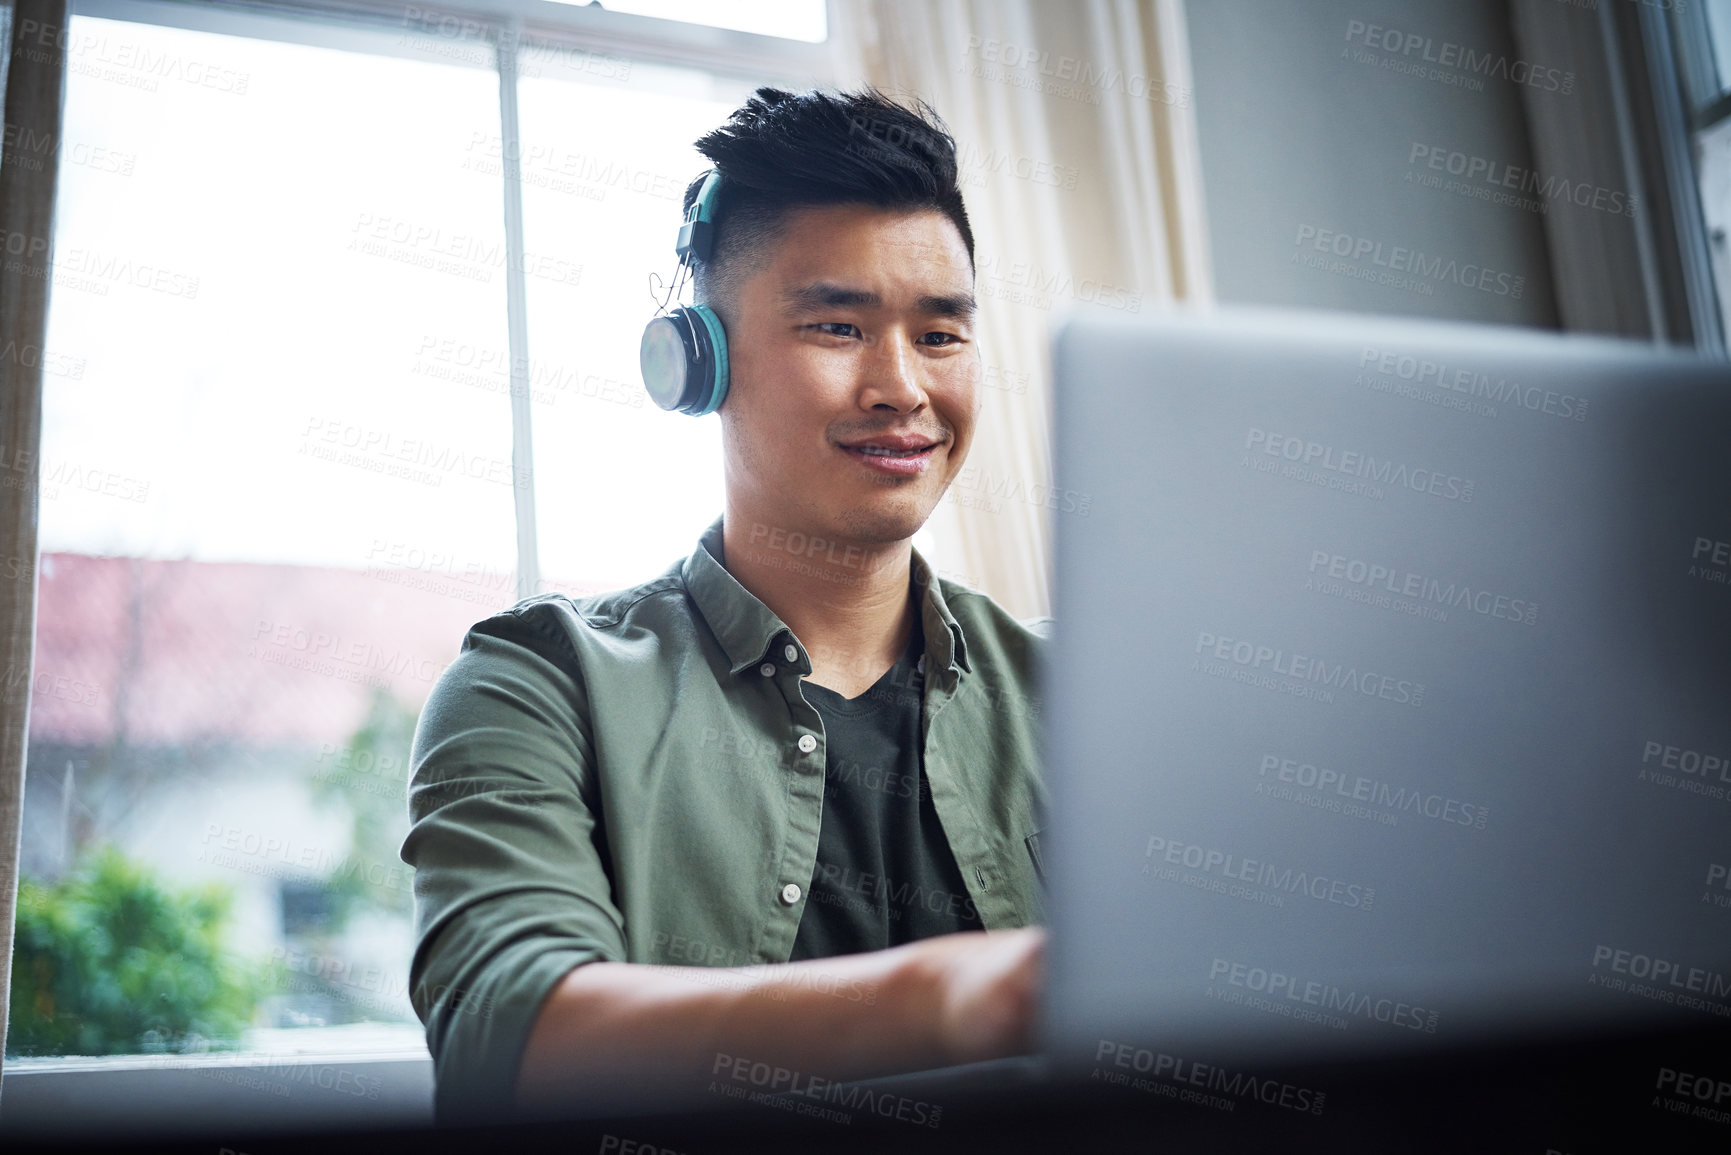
[7, 1019, 1728, 1154]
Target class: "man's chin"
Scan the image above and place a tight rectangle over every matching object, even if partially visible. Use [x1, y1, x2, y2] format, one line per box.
[833, 493, 939, 547]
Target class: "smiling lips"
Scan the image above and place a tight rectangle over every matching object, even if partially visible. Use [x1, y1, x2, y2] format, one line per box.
[836, 431, 944, 476]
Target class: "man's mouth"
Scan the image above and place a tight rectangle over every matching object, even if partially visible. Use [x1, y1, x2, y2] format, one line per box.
[835, 433, 944, 476]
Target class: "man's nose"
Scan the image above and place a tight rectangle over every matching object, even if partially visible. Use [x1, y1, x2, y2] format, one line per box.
[859, 333, 925, 411]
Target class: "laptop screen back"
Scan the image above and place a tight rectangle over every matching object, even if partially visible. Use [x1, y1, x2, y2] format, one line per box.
[1041, 309, 1731, 1070]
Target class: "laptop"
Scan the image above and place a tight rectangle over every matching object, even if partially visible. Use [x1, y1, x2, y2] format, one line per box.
[1041, 307, 1731, 1076]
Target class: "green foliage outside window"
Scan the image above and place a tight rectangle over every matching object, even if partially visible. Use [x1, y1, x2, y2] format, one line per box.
[7, 689, 421, 1052]
[6, 847, 261, 1057]
[310, 688, 419, 927]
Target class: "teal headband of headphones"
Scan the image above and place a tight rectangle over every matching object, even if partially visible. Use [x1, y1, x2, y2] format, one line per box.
[640, 170, 730, 416]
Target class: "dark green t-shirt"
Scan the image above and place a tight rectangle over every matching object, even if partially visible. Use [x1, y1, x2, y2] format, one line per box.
[791, 619, 986, 959]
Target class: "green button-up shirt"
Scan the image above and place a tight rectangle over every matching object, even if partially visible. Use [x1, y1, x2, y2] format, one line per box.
[401, 517, 1048, 1117]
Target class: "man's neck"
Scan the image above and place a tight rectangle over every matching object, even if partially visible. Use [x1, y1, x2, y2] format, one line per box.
[721, 507, 918, 699]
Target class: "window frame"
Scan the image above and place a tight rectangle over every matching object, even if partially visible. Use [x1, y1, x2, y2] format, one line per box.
[73, 0, 836, 83]
[1654, 0, 1731, 355]
[2, 0, 836, 1130]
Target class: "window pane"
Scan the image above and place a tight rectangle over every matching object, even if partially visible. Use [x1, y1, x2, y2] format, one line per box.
[1706, 0, 1731, 95]
[1695, 115, 1731, 346]
[515, 54, 748, 590]
[12, 16, 513, 1058]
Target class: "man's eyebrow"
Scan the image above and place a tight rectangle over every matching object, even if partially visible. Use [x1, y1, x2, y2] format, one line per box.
[917, 293, 977, 321]
[781, 282, 881, 312]
[780, 282, 977, 321]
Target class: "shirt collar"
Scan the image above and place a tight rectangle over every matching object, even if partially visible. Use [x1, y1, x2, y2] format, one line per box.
[682, 516, 972, 680]
[911, 537, 971, 680]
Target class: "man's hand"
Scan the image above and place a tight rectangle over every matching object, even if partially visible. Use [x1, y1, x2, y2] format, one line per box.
[516, 927, 1047, 1114]
[906, 927, 1045, 1065]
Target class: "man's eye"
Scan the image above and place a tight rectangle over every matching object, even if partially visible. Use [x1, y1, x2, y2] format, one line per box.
[815, 322, 859, 338]
[918, 332, 960, 346]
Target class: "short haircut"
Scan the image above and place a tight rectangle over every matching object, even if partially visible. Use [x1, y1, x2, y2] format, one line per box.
[682, 87, 975, 319]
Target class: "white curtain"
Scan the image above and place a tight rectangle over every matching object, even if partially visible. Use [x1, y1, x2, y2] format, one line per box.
[831, 0, 1213, 619]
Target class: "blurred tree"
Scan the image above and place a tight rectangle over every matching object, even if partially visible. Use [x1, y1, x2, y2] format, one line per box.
[309, 687, 419, 926]
[247, 688, 422, 1028]
[6, 846, 261, 1056]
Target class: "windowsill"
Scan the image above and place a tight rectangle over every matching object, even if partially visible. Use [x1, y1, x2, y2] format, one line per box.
[0, 1023, 434, 1140]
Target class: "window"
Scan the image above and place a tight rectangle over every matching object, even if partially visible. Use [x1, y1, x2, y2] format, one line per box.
[1675, 0, 1731, 348]
[516, 56, 747, 588]
[1704, 0, 1731, 89]
[9, 0, 829, 1091]
[18, 14, 512, 1064]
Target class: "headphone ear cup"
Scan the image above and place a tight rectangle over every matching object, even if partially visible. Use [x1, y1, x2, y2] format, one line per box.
[640, 305, 729, 415]
[683, 304, 729, 416]
[641, 313, 698, 413]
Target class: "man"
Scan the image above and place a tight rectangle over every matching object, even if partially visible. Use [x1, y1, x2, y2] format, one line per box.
[402, 87, 1047, 1123]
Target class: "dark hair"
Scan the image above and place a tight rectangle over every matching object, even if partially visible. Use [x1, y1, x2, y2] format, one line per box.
[682, 87, 974, 313]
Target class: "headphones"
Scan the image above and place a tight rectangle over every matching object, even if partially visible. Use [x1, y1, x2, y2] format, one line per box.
[640, 169, 729, 416]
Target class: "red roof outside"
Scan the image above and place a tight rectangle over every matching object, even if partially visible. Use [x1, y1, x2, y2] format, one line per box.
[25, 553, 605, 749]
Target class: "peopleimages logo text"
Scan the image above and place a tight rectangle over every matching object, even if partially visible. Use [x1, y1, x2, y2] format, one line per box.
[1246, 428, 1475, 503]
[1407, 143, 1636, 218]
[1145, 835, 1375, 910]
[1208, 958, 1440, 1032]
[1307, 550, 1539, 627]
[1095, 1039, 1326, 1115]
[1343, 19, 1574, 93]
[1258, 754, 1490, 829]
[1295, 225, 1524, 298]
[1359, 346, 1588, 421]
[1592, 946, 1731, 1001]
[1195, 629, 1426, 708]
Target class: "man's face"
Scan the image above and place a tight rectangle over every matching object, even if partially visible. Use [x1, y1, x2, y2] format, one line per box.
[718, 204, 980, 548]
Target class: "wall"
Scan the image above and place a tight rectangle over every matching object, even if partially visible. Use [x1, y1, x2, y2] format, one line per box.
[1186, 0, 1562, 327]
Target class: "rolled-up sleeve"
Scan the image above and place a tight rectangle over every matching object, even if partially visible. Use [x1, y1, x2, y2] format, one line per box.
[401, 604, 625, 1123]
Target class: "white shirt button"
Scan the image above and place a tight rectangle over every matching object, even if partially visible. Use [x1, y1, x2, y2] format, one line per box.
[783, 644, 798, 663]
[759, 663, 776, 677]
[780, 883, 802, 905]
[797, 733, 818, 754]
